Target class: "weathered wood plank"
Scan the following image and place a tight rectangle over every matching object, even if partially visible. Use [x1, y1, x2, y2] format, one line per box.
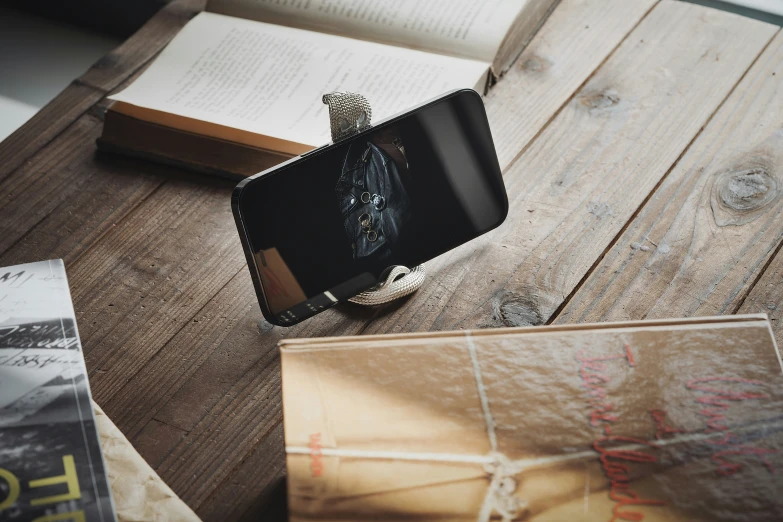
[156, 334, 283, 506]
[0, 28, 206, 268]
[5, 1, 772, 520]
[487, 0, 658, 170]
[0, 114, 163, 266]
[198, 424, 287, 522]
[359, 0, 776, 335]
[0, 84, 103, 183]
[0, 0, 204, 274]
[132, 418, 188, 471]
[556, 29, 783, 325]
[109, 270, 265, 435]
[0, 122, 164, 267]
[78, 0, 204, 92]
[738, 247, 783, 346]
[66, 175, 241, 405]
[0, 0, 203, 182]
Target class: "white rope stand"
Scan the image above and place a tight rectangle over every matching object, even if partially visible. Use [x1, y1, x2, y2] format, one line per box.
[322, 92, 426, 306]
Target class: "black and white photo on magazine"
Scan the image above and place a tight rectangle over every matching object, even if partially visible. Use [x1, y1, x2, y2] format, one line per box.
[0, 260, 116, 522]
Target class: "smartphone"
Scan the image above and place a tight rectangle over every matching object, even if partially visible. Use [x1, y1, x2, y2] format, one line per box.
[232, 89, 508, 326]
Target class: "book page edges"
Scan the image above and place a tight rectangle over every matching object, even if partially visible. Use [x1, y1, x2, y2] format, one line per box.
[111, 101, 315, 156]
[279, 314, 772, 350]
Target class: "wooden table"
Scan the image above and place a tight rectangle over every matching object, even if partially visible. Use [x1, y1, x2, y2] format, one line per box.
[2, 0, 782, 519]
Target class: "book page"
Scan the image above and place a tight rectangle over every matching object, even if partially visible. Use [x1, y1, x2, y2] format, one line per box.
[109, 12, 489, 151]
[207, 0, 525, 63]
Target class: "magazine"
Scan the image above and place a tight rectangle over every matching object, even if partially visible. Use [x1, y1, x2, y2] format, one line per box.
[0, 260, 116, 521]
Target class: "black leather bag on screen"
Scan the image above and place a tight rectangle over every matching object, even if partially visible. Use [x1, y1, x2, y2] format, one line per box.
[335, 138, 411, 262]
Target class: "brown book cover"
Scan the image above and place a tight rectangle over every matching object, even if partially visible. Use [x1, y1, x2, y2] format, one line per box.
[97, 111, 291, 180]
[280, 315, 783, 521]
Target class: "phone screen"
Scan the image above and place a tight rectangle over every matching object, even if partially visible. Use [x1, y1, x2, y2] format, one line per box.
[236, 90, 507, 324]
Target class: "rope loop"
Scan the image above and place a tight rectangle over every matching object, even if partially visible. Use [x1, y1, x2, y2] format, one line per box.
[479, 452, 529, 522]
[348, 264, 426, 306]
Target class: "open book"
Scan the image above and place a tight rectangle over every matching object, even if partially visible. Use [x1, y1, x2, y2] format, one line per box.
[98, 0, 559, 178]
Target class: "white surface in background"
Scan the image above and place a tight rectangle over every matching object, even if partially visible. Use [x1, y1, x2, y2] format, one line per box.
[0, 95, 39, 140]
[0, 6, 120, 142]
[723, 0, 783, 16]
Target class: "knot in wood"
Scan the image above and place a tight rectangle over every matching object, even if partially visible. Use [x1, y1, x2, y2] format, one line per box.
[492, 291, 543, 327]
[520, 55, 551, 73]
[580, 90, 620, 110]
[711, 161, 778, 226]
[721, 169, 775, 211]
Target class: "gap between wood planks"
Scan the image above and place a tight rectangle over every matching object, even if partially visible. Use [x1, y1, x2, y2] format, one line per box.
[549, 26, 783, 326]
[495, 0, 661, 175]
[735, 230, 783, 315]
[4, 0, 771, 518]
[0, 1, 204, 270]
[356, 0, 663, 335]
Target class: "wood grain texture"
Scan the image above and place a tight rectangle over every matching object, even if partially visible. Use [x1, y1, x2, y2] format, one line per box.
[356, 0, 776, 335]
[738, 246, 783, 346]
[0, 84, 103, 183]
[487, 0, 658, 170]
[78, 0, 204, 92]
[67, 175, 241, 404]
[0, 116, 163, 267]
[0, 0, 207, 268]
[556, 29, 783, 325]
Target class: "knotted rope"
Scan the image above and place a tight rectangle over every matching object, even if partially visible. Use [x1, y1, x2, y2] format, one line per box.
[465, 332, 530, 522]
[348, 264, 426, 306]
[286, 332, 531, 521]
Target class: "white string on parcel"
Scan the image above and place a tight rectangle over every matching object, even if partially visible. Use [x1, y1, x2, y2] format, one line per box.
[286, 333, 783, 521]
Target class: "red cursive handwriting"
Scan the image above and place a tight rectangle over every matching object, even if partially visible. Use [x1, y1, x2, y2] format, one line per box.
[577, 344, 635, 427]
[577, 344, 665, 521]
[309, 432, 324, 478]
[594, 436, 666, 521]
[686, 377, 776, 475]
[649, 409, 685, 440]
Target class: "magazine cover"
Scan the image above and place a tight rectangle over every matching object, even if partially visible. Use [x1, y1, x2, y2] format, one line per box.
[0, 260, 116, 521]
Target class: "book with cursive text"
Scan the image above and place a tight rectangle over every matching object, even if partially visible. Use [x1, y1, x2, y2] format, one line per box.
[0, 260, 117, 521]
[280, 315, 783, 521]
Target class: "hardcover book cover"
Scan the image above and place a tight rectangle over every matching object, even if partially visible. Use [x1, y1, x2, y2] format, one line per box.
[0, 260, 116, 521]
[280, 315, 783, 521]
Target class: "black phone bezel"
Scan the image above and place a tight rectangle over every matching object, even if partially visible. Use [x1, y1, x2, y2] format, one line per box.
[232, 88, 507, 326]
